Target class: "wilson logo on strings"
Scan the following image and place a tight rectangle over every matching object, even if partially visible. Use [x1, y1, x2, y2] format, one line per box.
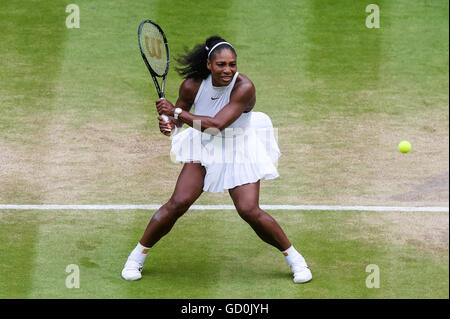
[145, 36, 162, 59]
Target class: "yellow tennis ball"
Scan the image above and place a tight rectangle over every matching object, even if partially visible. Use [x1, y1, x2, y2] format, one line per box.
[398, 140, 411, 153]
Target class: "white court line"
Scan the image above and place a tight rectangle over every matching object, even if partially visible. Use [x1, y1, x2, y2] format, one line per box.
[0, 204, 448, 212]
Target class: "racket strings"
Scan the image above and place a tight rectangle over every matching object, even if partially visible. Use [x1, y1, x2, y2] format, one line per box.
[140, 23, 168, 76]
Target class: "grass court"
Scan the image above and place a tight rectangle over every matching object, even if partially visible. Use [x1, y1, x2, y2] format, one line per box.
[0, 0, 448, 298]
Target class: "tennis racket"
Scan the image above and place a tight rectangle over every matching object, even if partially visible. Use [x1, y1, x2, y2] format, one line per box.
[138, 20, 171, 134]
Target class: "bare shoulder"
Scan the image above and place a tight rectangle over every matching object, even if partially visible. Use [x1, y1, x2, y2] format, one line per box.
[235, 73, 255, 92]
[232, 73, 256, 111]
[179, 77, 203, 103]
[180, 77, 202, 91]
[232, 73, 255, 99]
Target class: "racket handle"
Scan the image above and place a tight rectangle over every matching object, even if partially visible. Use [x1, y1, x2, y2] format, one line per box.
[160, 114, 171, 135]
[158, 98, 171, 134]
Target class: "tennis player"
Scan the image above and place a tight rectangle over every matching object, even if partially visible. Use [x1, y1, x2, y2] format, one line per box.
[122, 36, 312, 284]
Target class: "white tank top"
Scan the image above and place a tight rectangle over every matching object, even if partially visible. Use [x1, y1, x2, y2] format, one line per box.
[193, 72, 251, 130]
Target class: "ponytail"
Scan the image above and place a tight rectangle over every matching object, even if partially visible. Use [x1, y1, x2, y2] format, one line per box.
[175, 35, 236, 80]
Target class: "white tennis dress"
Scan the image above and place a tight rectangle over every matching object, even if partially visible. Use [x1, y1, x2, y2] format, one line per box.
[171, 72, 281, 193]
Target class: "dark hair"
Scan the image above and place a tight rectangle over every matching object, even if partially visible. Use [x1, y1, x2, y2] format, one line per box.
[175, 35, 237, 80]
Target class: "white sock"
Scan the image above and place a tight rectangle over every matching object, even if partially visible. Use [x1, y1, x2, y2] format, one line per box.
[282, 245, 306, 267]
[127, 242, 150, 265]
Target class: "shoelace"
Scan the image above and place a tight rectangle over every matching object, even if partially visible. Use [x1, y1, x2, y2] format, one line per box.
[291, 264, 309, 273]
[125, 260, 143, 271]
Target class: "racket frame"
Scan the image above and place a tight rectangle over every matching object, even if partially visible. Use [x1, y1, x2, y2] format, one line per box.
[138, 20, 171, 131]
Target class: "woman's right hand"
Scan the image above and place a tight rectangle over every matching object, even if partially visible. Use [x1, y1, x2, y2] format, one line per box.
[158, 115, 174, 136]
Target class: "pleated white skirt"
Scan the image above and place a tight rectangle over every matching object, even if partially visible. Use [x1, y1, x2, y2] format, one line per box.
[171, 111, 281, 193]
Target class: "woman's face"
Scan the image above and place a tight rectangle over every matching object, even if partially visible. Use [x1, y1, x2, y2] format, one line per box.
[207, 48, 237, 86]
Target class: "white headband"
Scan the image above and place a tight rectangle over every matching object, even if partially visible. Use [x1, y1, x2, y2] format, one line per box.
[206, 41, 233, 59]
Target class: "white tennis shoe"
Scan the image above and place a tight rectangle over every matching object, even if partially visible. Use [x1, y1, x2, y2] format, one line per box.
[291, 261, 312, 284]
[121, 260, 143, 281]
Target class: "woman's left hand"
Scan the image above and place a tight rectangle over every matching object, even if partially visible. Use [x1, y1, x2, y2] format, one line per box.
[156, 98, 175, 117]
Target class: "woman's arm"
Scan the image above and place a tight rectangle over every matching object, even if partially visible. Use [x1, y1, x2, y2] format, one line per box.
[157, 78, 201, 134]
[156, 75, 255, 133]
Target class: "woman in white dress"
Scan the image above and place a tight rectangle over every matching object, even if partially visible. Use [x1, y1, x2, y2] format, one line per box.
[122, 36, 312, 284]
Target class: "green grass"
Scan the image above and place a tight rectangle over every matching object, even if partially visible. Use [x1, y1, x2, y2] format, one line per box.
[0, 210, 448, 298]
[0, 0, 448, 299]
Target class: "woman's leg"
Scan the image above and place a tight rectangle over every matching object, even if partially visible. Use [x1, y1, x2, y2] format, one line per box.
[228, 180, 312, 283]
[122, 163, 205, 281]
[228, 181, 291, 251]
[140, 162, 206, 247]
